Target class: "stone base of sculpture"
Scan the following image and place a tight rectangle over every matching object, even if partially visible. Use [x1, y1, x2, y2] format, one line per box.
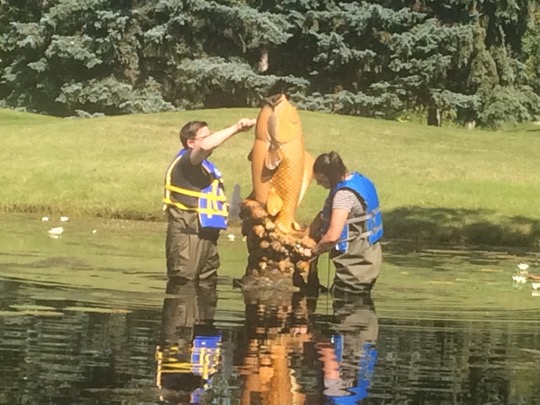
[239, 199, 316, 293]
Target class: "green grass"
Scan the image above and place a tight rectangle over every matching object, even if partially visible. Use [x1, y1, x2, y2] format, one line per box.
[1, 108, 539, 246]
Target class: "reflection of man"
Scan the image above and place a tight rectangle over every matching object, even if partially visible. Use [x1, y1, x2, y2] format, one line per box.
[155, 280, 220, 404]
[318, 292, 378, 403]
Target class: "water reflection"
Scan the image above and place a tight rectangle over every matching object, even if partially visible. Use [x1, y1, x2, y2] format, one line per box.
[156, 280, 220, 404]
[1, 276, 540, 404]
[237, 291, 315, 404]
[320, 293, 378, 404]
[238, 290, 379, 405]
[0, 280, 159, 404]
[155, 278, 380, 404]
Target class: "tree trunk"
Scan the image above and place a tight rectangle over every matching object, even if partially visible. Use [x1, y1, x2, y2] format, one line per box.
[427, 107, 442, 126]
[258, 45, 269, 73]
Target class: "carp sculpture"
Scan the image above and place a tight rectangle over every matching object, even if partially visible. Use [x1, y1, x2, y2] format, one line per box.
[241, 94, 316, 287]
[247, 94, 314, 234]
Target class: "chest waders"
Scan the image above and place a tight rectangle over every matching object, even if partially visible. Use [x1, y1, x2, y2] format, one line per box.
[163, 149, 227, 281]
[322, 172, 383, 292]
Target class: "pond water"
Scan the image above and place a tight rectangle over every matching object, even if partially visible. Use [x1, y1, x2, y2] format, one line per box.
[1, 214, 539, 404]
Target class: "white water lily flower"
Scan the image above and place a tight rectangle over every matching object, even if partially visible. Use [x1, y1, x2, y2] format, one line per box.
[512, 275, 527, 284]
[41, 216, 49, 222]
[60, 216, 69, 222]
[517, 263, 529, 271]
[48, 226, 64, 236]
[532, 282, 540, 290]
[92, 229, 97, 234]
[227, 233, 236, 242]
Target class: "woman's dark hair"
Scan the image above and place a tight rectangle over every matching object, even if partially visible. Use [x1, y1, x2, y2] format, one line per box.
[313, 151, 348, 187]
[179, 121, 208, 148]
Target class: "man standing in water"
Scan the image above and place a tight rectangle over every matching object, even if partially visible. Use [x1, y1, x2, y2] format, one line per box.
[163, 118, 256, 283]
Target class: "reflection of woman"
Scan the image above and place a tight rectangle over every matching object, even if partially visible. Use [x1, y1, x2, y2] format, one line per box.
[318, 293, 379, 403]
[156, 280, 220, 404]
[306, 151, 383, 293]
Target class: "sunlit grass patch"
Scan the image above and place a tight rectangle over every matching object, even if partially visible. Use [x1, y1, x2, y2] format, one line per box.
[1, 107, 539, 246]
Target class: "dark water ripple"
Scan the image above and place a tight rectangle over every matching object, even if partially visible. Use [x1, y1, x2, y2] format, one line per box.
[0, 277, 539, 405]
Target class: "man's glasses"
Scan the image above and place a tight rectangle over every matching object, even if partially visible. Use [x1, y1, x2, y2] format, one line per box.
[193, 133, 213, 141]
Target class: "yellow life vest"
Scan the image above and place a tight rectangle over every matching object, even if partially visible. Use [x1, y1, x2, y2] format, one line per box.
[163, 150, 228, 229]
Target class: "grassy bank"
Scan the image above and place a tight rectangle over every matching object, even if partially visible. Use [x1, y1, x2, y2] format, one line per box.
[2, 108, 539, 247]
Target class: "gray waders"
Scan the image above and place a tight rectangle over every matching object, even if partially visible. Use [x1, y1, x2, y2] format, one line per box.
[330, 237, 382, 294]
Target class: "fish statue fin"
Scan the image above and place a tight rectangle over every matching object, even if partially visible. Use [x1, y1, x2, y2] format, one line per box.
[275, 222, 289, 234]
[247, 149, 253, 162]
[266, 187, 283, 216]
[298, 151, 315, 206]
[264, 148, 282, 171]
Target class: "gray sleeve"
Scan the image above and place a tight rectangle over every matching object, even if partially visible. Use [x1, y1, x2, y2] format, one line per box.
[332, 189, 357, 212]
[332, 189, 365, 216]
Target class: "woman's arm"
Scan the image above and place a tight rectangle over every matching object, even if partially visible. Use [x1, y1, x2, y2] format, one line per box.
[312, 208, 348, 255]
[304, 211, 323, 240]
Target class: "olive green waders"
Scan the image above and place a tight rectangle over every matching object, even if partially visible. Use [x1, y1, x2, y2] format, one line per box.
[166, 207, 220, 281]
[330, 231, 382, 293]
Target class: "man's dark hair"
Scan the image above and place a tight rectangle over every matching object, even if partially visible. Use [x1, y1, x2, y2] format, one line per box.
[179, 121, 208, 148]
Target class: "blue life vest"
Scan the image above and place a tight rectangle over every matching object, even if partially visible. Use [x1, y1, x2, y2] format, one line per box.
[328, 333, 378, 404]
[163, 149, 228, 229]
[191, 334, 222, 380]
[322, 172, 383, 252]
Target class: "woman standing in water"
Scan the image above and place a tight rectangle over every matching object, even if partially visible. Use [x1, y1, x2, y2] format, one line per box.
[306, 151, 383, 294]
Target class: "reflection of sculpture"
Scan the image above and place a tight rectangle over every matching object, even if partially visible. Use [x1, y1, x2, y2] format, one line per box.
[155, 281, 220, 404]
[241, 94, 315, 285]
[237, 291, 313, 404]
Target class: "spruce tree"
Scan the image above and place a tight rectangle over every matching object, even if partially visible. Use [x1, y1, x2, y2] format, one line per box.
[0, 0, 173, 115]
[0, 0, 538, 125]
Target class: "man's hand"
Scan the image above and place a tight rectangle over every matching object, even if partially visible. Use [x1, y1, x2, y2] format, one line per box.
[189, 118, 256, 165]
[236, 118, 256, 132]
